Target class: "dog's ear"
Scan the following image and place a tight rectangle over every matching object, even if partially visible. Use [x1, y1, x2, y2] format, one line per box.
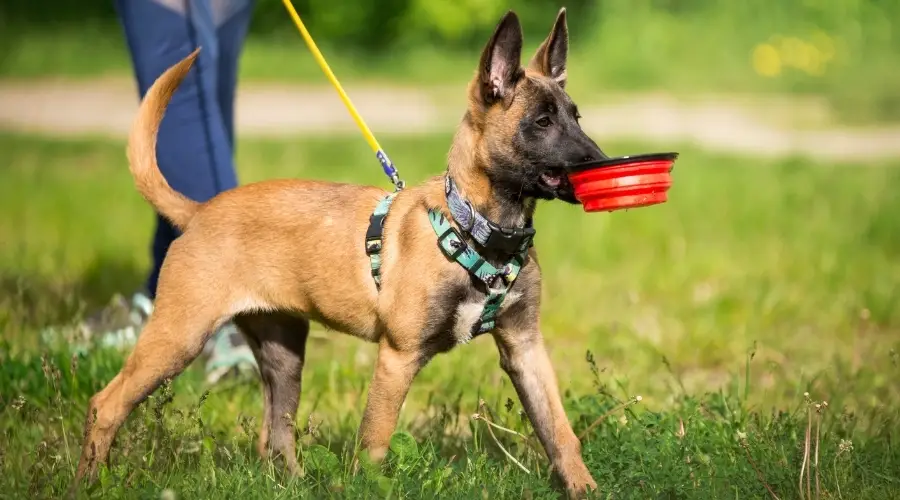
[476, 10, 523, 105]
[528, 7, 568, 88]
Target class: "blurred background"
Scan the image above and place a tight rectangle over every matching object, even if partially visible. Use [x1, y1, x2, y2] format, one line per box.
[2, 0, 900, 124]
[1, 2, 899, 495]
[2, 0, 900, 166]
[3, 0, 900, 402]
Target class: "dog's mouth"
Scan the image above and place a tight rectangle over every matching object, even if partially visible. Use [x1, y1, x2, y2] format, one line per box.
[539, 170, 565, 189]
[536, 167, 577, 203]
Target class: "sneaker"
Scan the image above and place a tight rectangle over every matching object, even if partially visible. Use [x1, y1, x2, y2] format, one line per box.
[41, 290, 258, 383]
[40, 291, 152, 355]
[203, 322, 258, 384]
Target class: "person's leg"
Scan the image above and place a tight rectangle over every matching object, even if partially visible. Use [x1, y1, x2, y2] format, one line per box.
[53, 0, 256, 381]
[199, 0, 260, 382]
[114, 0, 240, 295]
[213, 0, 256, 150]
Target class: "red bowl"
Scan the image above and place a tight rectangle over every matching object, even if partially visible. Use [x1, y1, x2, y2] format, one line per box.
[564, 152, 678, 212]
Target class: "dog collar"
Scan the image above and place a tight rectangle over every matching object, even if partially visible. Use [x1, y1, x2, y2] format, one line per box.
[444, 176, 535, 255]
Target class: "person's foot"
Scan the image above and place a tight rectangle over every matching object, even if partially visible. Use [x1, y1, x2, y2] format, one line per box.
[40, 291, 151, 355]
[203, 322, 258, 384]
[41, 290, 258, 383]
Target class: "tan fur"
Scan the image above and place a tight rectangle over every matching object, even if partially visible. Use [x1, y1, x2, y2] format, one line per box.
[126, 49, 202, 230]
[74, 9, 597, 499]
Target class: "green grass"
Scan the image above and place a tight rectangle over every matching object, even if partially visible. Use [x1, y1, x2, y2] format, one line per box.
[1, 132, 899, 498]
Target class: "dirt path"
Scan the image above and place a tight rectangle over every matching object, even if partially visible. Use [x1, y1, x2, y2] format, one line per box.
[2, 78, 899, 161]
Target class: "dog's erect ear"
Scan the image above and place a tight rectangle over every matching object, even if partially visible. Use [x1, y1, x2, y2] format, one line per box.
[528, 7, 568, 88]
[477, 11, 523, 105]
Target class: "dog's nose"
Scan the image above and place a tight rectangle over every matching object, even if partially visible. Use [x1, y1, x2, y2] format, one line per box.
[572, 133, 607, 164]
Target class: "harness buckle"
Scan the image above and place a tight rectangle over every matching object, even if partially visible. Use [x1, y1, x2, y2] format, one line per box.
[437, 226, 468, 260]
[365, 213, 387, 256]
[483, 224, 536, 255]
[484, 266, 515, 290]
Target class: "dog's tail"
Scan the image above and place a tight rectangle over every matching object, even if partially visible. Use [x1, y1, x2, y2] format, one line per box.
[126, 48, 202, 231]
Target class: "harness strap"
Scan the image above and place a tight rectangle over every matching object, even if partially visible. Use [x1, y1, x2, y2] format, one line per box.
[365, 193, 398, 289]
[429, 209, 528, 341]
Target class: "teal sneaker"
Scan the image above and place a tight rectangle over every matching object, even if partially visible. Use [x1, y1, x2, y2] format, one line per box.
[41, 290, 258, 383]
[203, 322, 258, 384]
[40, 291, 151, 355]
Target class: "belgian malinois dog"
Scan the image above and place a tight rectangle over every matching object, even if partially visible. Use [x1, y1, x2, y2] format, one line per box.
[75, 8, 605, 498]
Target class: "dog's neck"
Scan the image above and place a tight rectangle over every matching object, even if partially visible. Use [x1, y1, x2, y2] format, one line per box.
[446, 126, 536, 230]
[439, 123, 537, 260]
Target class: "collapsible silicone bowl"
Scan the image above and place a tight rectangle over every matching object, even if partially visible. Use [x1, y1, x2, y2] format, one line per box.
[564, 152, 678, 212]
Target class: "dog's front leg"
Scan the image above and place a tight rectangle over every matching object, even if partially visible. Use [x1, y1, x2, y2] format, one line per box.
[356, 338, 426, 464]
[493, 329, 597, 498]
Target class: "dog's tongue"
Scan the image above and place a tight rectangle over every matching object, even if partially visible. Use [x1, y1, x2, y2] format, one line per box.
[541, 172, 562, 187]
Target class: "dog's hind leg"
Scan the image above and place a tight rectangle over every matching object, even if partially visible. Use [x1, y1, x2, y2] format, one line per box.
[74, 286, 230, 483]
[233, 312, 309, 475]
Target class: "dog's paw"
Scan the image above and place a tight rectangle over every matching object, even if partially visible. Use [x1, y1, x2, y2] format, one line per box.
[565, 474, 598, 499]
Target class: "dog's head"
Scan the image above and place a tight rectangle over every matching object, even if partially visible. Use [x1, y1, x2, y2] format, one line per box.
[459, 8, 606, 206]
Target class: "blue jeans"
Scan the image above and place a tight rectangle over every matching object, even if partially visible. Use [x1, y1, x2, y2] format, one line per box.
[114, 0, 255, 298]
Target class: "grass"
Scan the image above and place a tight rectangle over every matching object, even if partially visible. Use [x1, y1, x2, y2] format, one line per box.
[1, 132, 899, 498]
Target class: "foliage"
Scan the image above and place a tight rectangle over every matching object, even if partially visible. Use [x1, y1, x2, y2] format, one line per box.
[1, 132, 899, 497]
[1, 341, 897, 498]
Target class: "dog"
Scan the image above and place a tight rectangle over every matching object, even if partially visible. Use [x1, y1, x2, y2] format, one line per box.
[74, 8, 606, 498]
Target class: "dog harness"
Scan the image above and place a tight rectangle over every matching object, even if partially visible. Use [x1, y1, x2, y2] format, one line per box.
[364, 192, 399, 289]
[365, 176, 534, 340]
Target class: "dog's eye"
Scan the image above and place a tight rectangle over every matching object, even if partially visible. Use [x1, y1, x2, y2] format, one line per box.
[536, 117, 552, 127]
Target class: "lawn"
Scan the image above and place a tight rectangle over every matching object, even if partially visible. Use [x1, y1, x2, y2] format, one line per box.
[1, 132, 898, 498]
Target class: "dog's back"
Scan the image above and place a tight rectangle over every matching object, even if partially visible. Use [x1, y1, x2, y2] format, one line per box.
[175, 177, 391, 338]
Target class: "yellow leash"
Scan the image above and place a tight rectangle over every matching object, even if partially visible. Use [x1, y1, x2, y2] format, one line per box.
[281, 0, 404, 190]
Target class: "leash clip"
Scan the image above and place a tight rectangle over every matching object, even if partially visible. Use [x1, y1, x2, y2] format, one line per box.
[378, 150, 406, 192]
